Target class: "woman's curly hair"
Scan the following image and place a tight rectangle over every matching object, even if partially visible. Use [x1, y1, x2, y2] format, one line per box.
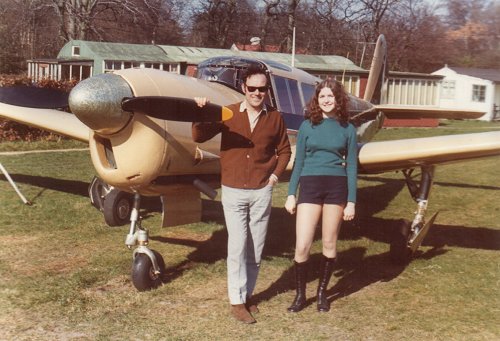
[305, 78, 350, 126]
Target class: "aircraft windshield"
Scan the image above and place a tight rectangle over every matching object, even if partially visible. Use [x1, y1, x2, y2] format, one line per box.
[197, 57, 268, 93]
[197, 66, 241, 92]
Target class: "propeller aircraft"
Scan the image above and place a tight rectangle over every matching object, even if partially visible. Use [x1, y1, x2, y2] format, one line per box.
[1, 35, 499, 291]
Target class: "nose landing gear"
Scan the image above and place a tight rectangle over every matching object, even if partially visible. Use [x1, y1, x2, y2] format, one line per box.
[125, 193, 165, 291]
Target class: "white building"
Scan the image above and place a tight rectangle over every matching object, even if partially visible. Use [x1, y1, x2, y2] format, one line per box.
[432, 65, 500, 121]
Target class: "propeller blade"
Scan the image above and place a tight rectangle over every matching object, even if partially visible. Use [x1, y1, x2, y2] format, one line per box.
[0, 86, 69, 109]
[121, 96, 233, 122]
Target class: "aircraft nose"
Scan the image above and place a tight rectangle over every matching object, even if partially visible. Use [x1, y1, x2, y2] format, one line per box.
[69, 73, 133, 135]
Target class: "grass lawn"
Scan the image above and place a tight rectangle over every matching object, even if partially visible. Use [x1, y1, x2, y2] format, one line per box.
[0, 120, 499, 340]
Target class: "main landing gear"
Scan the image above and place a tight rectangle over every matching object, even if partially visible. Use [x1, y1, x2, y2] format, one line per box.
[89, 176, 132, 226]
[389, 165, 439, 265]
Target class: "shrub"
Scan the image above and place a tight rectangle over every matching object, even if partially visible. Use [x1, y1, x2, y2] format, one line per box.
[0, 74, 78, 142]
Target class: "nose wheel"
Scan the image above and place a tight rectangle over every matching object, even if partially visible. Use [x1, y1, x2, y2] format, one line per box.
[126, 193, 165, 291]
[132, 249, 165, 291]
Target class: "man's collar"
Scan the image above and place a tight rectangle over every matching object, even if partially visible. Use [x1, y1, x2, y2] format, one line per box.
[239, 101, 268, 114]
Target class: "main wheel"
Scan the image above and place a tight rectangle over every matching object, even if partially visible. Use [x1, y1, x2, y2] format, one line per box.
[103, 189, 132, 226]
[389, 220, 412, 265]
[131, 251, 165, 291]
[88, 176, 107, 211]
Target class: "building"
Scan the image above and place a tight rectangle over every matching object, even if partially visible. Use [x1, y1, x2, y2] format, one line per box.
[432, 65, 500, 121]
[27, 40, 444, 126]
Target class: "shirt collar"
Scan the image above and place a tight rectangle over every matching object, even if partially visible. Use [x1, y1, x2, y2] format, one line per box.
[239, 101, 268, 114]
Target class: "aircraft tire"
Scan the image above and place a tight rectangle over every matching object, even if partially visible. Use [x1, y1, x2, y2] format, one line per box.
[131, 251, 165, 291]
[103, 189, 132, 226]
[88, 176, 107, 211]
[389, 219, 412, 265]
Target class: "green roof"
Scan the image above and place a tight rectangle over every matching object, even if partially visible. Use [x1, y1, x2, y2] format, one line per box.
[157, 44, 364, 72]
[59, 40, 365, 72]
[59, 40, 175, 63]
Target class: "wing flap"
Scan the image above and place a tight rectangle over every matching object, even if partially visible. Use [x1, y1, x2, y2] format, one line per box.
[375, 105, 485, 120]
[0, 102, 89, 142]
[359, 131, 500, 173]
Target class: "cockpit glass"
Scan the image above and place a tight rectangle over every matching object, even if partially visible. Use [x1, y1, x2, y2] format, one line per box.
[301, 83, 315, 105]
[197, 67, 240, 91]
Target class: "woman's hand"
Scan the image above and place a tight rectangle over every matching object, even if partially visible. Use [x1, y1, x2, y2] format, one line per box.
[343, 202, 355, 221]
[285, 195, 296, 214]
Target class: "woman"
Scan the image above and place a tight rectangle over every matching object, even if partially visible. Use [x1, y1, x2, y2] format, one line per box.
[285, 79, 357, 313]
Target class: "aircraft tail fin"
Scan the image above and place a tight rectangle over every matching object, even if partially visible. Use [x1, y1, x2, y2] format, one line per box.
[363, 35, 388, 105]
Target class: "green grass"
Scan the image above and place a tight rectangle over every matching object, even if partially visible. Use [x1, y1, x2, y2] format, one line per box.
[0, 120, 499, 340]
[0, 138, 87, 152]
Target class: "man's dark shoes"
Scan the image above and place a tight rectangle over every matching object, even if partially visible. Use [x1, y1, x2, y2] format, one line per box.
[230, 304, 256, 324]
[245, 300, 259, 314]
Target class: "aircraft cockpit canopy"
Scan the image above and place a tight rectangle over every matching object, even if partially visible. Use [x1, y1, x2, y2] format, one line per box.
[197, 57, 268, 94]
[197, 56, 319, 131]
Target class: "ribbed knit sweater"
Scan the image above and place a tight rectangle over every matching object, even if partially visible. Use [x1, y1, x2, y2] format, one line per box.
[288, 117, 358, 203]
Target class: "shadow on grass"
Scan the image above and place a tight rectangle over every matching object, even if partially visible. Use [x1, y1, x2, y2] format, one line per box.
[1, 173, 89, 198]
[0, 173, 163, 220]
[151, 174, 499, 298]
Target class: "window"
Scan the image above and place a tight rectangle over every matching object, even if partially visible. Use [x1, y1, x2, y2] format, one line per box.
[104, 60, 122, 72]
[273, 76, 293, 114]
[288, 79, 304, 116]
[301, 83, 315, 105]
[169, 64, 179, 73]
[472, 85, 486, 102]
[333, 75, 359, 95]
[441, 80, 455, 99]
[387, 78, 438, 106]
[72, 46, 80, 56]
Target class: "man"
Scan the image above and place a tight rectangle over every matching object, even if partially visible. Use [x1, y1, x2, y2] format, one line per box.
[192, 66, 291, 324]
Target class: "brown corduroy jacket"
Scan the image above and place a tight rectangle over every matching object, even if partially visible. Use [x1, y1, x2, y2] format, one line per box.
[192, 102, 291, 189]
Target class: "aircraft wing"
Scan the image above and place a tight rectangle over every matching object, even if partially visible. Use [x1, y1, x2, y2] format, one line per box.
[359, 131, 500, 173]
[0, 102, 89, 142]
[374, 105, 485, 120]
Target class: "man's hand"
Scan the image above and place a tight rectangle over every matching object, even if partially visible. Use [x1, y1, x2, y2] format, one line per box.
[194, 97, 209, 108]
[285, 195, 296, 214]
[343, 202, 355, 221]
[267, 174, 278, 187]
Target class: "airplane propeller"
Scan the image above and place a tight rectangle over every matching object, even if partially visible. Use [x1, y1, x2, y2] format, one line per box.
[121, 96, 233, 122]
[0, 86, 69, 109]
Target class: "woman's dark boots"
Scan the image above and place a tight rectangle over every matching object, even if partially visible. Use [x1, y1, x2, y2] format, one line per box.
[317, 255, 336, 312]
[287, 261, 308, 312]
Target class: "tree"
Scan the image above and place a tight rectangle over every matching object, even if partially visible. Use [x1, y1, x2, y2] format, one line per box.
[442, 0, 499, 68]
[188, 0, 257, 48]
[384, 4, 449, 72]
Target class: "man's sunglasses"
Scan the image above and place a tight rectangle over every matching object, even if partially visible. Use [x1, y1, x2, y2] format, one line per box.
[245, 85, 268, 93]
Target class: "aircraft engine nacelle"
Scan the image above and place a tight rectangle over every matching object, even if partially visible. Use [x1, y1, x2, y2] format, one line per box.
[71, 68, 240, 196]
[88, 114, 214, 196]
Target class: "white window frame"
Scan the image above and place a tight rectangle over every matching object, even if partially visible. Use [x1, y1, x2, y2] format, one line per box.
[72, 46, 80, 57]
[472, 84, 486, 102]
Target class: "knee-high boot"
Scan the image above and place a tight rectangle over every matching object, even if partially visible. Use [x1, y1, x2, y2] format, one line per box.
[287, 261, 308, 312]
[317, 255, 336, 312]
